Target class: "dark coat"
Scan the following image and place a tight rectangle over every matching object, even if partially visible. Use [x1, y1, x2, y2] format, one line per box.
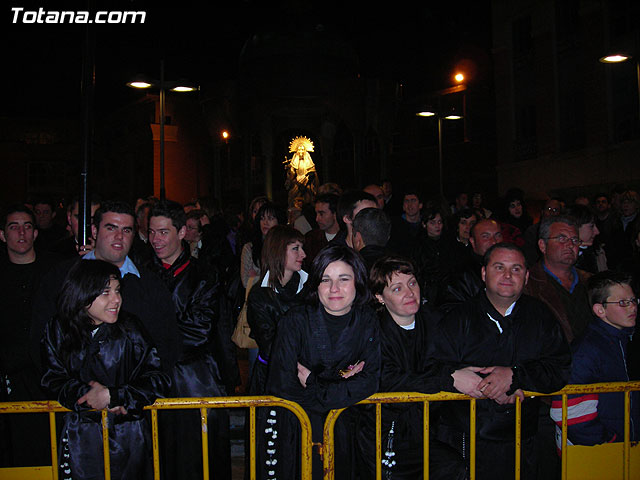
[437, 252, 484, 313]
[358, 244, 389, 274]
[30, 256, 181, 373]
[414, 236, 455, 305]
[356, 307, 467, 480]
[0, 253, 59, 467]
[303, 228, 329, 269]
[551, 319, 639, 446]
[150, 247, 232, 480]
[523, 261, 592, 343]
[433, 291, 571, 442]
[388, 215, 424, 261]
[246, 270, 305, 395]
[262, 303, 381, 480]
[40, 313, 170, 480]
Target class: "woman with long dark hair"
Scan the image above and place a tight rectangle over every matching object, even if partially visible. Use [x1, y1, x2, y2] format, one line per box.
[247, 224, 308, 394]
[567, 203, 607, 273]
[40, 260, 170, 480]
[240, 202, 287, 289]
[238, 201, 287, 371]
[497, 188, 532, 246]
[414, 206, 454, 305]
[261, 244, 380, 479]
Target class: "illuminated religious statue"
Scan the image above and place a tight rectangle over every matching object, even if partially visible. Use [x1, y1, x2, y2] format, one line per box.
[283, 136, 319, 207]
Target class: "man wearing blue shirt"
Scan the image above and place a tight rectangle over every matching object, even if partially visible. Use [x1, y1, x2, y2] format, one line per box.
[31, 200, 179, 371]
[524, 215, 592, 344]
[523, 214, 593, 479]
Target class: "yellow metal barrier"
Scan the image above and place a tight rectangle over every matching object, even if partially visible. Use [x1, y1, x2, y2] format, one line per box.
[0, 400, 87, 480]
[144, 396, 314, 480]
[0, 395, 313, 480]
[2, 383, 638, 480]
[538, 381, 640, 480]
[323, 381, 640, 480]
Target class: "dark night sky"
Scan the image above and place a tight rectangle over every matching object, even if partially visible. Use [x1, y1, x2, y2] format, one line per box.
[3, 1, 493, 118]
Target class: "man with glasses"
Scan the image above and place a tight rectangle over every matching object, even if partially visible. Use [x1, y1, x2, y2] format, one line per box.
[523, 197, 564, 267]
[525, 214, 592, 344]
[550, 270, 639, 448]
[523, 214, 593, 479]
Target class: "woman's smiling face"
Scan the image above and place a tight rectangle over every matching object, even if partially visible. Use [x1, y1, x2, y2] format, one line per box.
[317, 260, 356, 316]
[87, 276, 121, 326]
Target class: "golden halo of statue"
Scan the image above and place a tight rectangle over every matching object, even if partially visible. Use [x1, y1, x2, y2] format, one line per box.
[289, 136, 314, 154]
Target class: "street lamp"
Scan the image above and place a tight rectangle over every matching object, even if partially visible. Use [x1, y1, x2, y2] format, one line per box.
[127, 60, 199, 200]
[598, 52, 640, 129]
[416, 108, 464, 196]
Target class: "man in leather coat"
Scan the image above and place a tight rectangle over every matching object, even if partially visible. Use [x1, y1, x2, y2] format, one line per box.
[148, 200, 233, 480]
[433, 242, 571, 480]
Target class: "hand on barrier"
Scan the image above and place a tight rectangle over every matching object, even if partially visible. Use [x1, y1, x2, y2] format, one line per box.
[477, 366, 513, 401]
[108, 406, 128, 415]
[493, 388, 525, 405]
[452, 366, 485, 398]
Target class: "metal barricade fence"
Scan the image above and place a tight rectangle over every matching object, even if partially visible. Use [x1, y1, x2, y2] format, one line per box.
[0, 395, 313, 480]
[1, 383, 639, 480]
[145, 396, 314, 480]
[323, 381, 640, 480]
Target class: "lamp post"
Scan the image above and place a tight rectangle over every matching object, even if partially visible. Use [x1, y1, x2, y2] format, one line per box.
[127, 60, 198, 200]
[216, 130, 229, 200]
[416, 109, 463, 197]
[599, 53, 640, 130]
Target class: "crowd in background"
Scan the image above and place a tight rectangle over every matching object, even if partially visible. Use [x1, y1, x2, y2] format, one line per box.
[1, 179, 639, 479]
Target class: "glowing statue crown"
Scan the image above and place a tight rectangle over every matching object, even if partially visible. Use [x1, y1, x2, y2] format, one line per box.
[289, 136, 314, 153]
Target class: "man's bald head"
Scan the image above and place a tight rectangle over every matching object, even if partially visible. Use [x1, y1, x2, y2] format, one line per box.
[363, 184, 385, 209]
[469, 218, 504, 256]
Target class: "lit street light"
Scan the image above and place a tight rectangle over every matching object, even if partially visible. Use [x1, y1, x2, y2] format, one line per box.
[598, 52, 640, 129]
[416, 108, 463, 196]
[127, 60, 199, 200]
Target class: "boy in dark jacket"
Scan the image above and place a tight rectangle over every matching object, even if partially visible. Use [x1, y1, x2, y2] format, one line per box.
[550, 270, 639, 448]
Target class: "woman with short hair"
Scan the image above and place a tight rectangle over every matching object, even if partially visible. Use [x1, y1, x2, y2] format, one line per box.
[356, 255, 466, 480]
[262, 244, 380, 479]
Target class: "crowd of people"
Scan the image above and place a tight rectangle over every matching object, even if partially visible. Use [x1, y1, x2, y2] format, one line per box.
[0, 180, 639, 479]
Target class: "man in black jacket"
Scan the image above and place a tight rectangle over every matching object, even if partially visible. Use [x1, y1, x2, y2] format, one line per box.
[351, 207, 391, 273]
[0, 204, 57, 467]
[148, 200, 233, 480]
[433, 242, 571, 480]
[438, 218, 504, 312]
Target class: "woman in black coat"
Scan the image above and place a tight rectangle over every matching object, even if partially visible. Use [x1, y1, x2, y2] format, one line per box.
[40, 260, 170, 480]
[356, 255, 467, 480]
[260, 244, 381, 480]
[246, 225, 308, 395]
[414, 207, 454, 305]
